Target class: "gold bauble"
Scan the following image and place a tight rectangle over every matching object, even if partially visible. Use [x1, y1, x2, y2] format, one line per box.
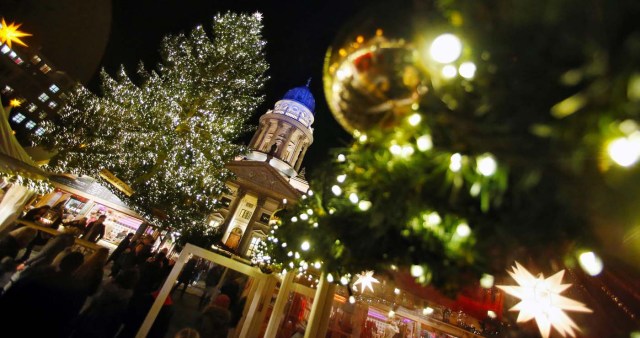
[323, 8, 430, 133]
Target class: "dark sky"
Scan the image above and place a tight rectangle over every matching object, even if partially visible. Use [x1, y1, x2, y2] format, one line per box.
[2, 0, 375, 172]
[98, 0, 365, 173]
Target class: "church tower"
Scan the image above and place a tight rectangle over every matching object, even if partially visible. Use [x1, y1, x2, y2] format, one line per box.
[245, 81, 315, 179]
[212, 83, 316, 257]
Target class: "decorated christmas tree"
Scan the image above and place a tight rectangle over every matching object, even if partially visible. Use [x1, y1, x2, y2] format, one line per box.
[37, 12, 269, 239]
[257, 0, 639, 335]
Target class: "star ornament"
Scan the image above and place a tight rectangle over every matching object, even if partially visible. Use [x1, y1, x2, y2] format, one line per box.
[0, 18, 32, 48]
[497, 262, 592, 338]
[353, 270, 379, 293]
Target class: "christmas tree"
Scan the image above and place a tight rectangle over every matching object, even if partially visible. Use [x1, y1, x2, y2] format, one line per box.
[38, 12, 269, 238]
[257, 0, 640, 299]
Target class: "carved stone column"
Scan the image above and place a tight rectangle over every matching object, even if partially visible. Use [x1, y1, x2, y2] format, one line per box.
[219, 188, 246, 239]
[238, 196, 266, 256]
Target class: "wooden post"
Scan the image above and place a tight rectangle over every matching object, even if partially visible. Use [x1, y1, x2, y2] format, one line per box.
[264, 271, 296, 337]
[238, 275, 277, 337]
[304, 272, 336, 338]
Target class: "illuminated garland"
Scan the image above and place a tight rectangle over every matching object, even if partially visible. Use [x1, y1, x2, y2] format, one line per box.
[257, 0, 640, 296]
[2, 173, 53, 195]
[36, 12, 268, 237]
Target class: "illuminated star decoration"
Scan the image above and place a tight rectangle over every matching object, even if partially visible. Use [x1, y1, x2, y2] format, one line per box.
[9, 98, 22, 107]
[0, 18, 32, 48]
[353, 271, 380, 293]
[497, 262, 592, 338]
[253, 12, 263, 21]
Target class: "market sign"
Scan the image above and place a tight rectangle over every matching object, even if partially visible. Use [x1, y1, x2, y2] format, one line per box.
[99, 169, 134, 197]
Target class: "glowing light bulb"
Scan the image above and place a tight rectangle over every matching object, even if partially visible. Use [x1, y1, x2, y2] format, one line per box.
[300, 213, 308, 221]
[388, 310, 396, 318]
[408, 113, 422, 126]
[291, 216, 298, 222]
[449, 153, 462, 172]
[459, 62, 477, 79]
[487, 310, 497, 318]
[456, 222, 471, 237]
[332, 185, 342, 196]
[337, 154, 346, 162]
[477, 154, 497, 176]
[430, 33, 462, 63]
[416, 135, 433, 151]
[359, 134, 368, 143]
[349, 193, 359, 203]
[394, 288, 401, 295]
[327, 273, 334, 283]
[441, 64, 457, 79]
[349, 296, 356, 304]
[340, 276, 349, 285]
[480, 273, 495, 288]
[307, 209, 313, 215]
[301, 241, 310, 251]
[411, 265, 424, 277]
[337, 174, 347, 183]
[358, 200, 372, 211]
[423, 307, 434, 315]
[389, 144, 402, 155]
[608, 135, 640, 167]
[578, 251, 603, 276]
[401, 145, 415, 157]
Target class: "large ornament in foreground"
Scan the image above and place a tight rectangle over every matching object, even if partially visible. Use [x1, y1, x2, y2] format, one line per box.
[497, 262, 592, 338]
[323, 8, 430, 133]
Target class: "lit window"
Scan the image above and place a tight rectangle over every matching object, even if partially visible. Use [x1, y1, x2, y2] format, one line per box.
[39, 64, 51, 73]
[35, 127, 45, 136]
[49, 84, 59, 93]
[48, 101, 57, 109]
[239, 209, 252, 220]
[31, 55, 42, 64]
[11, 113, 26, 123]
[220, 197, 232, 207]
[8, 51, 17, 59]
[38, 111, 47, 119]
[27, 103, 37, 112]
[13, 57, 23, 65]
[1, 85, 13, 94]
[25, 120, 36, 129]
[38, 93, 49, 102]
[246, 236, 263, 258]
[0, 45, 9, 54]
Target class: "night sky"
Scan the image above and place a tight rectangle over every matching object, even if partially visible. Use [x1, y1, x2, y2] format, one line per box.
[3, 0, 382, 173]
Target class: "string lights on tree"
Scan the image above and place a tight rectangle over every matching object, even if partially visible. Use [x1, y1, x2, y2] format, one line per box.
[37, 13, 268, 243]
[258, 0, 639, 335]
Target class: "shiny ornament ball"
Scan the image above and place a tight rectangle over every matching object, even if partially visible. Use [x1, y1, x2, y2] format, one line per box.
[323, 9, 430, 133]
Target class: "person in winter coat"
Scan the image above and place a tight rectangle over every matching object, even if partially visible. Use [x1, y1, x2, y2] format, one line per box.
[172, 258, 197, 297]
[198, 294, 232, 338]
[107, 232, 134, 265]
[0, 226, 36, 260]
[72, 269, 140, 338]
[82, 214, 107, 243]
[21, 229, 77, 269]
[0, 250, 85, 338]
[73, 247, 109, 296]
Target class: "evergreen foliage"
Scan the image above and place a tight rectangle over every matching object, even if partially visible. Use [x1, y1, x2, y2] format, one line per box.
[38, 13, 269, 235]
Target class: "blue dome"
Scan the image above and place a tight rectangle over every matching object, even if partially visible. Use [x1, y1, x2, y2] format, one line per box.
[282, 85, 315, 113]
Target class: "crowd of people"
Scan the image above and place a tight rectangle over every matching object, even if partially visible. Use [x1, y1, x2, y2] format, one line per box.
[0, 203, 249, 338]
